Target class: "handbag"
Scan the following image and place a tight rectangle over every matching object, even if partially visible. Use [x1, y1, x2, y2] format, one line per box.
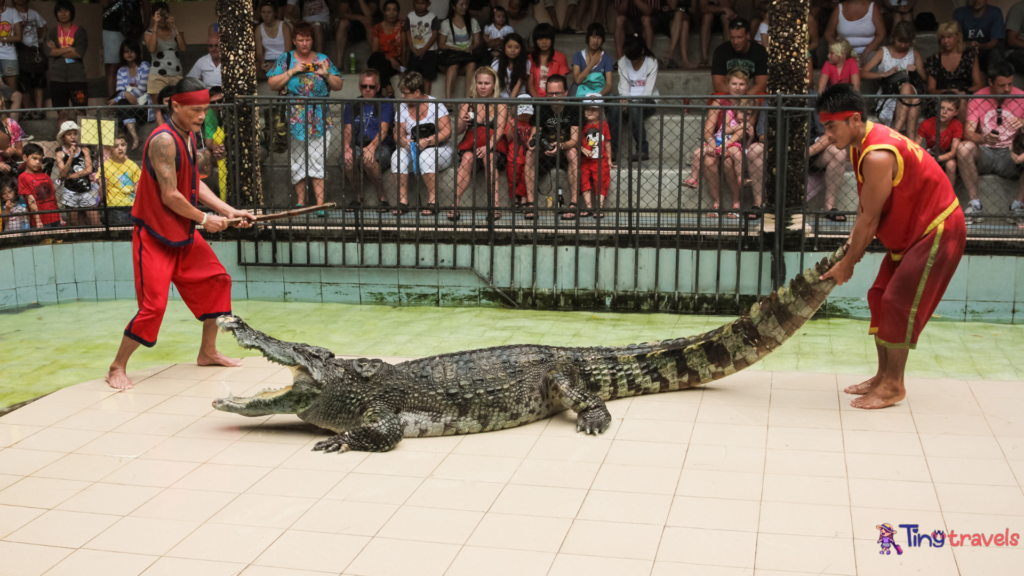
[410, 122, 437, 144]
[438, 48, 481, 67]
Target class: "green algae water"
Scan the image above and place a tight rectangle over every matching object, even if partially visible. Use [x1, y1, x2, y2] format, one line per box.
[2, 300, 1023, 409]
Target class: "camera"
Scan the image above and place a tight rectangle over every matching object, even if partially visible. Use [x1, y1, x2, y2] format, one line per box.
[304, 63, 316, 73]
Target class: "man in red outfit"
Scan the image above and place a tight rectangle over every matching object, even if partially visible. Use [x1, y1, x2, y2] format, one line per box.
[817, 84, 967, 410]
[105, 78, 255, 390]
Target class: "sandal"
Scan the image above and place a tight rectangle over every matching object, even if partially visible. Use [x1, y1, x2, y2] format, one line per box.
[561, 211, 576, 220]
[726, 203, 741, 219]
[523, 202, 535, 220]
[377, 200, 391, 213]
[447, 210, 461, 221]
[746, 204, 763, 220]
[392, 202, 410, 216]
[682, 178, 698, 189]
[421, 202, 437, 216]
[487, 211, 501, 222]
[579, 211, 593, 218]
[345, 199, 361, 213]
[825, 208, 847, 222]
[560, 201, 577, 215]
[706, 204, 720, 218]
[595, 212, 604, 219]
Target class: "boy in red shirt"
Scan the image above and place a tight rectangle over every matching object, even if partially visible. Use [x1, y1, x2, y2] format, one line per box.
[19, 143, 65, 228]
[579, 94, 614, 219]
[917, 95, 964, 186]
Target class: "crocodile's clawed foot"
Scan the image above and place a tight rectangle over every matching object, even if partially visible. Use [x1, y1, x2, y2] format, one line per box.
[576, 407, 612, 435]
[313, 436, 351, 453]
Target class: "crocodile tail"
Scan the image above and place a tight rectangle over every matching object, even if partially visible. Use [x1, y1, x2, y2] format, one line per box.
[592, 245, 847, 400]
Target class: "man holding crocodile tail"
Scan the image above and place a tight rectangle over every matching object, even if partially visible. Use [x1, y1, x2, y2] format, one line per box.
[817, 84, 966, 410]
[105, 78, 256, 390]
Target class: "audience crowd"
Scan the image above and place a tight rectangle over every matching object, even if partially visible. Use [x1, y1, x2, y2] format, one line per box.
[4, 0, 1024, 232]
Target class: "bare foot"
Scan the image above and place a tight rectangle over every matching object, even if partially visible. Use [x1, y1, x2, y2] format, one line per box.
[105, 367, 134, 390]
[844, 374, 880, 395]
[850, 379, 905, 410]
[197, 350, 244, 367]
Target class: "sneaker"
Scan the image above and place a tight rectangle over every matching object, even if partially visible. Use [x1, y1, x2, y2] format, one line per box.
[964, 200, 983, 224]
[1008, 200, 1024, 225]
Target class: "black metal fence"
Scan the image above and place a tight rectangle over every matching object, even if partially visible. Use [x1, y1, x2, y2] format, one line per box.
[2, 93, 1022, 310]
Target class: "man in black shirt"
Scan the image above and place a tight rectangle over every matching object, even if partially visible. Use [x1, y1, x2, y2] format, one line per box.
[711, 19, 768, 95]
[526, 75, 582, 216]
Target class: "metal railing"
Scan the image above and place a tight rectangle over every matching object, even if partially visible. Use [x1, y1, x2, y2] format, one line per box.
[3, 93, 1023, 310]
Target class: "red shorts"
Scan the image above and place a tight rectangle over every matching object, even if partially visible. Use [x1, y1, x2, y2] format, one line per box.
[581, 159, 610, 197]
[125, 227, 233, 347]
[868, 210, 966, 349]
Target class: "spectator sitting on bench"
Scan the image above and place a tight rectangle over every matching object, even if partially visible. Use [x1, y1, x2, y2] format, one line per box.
[683, 70, 757, 219]
[957, 61, 1024, 224]
[917, 94, 963, 187]
[343, 69, 395, 212]
[711, 19, 768, 96]
[954, 0, 1006, 72]
[336, 0, 383, 72]
[699, 0, 738, 68]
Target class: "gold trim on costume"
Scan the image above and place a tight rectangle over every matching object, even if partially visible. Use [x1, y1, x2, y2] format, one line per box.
[900, 220, 946, 348]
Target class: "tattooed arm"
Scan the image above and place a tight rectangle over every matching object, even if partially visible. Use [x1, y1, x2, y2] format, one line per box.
[149, 132, 250, 233]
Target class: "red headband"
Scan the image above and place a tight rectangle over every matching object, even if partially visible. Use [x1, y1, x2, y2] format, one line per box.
[171, 90, 211, 106]
[819, 111, 858, 123]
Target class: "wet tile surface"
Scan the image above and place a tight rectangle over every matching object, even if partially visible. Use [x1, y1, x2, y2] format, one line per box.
[2, 302, 1024, 574]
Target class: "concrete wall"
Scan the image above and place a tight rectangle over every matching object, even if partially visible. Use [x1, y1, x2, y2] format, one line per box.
[2, 240, 1023, 322]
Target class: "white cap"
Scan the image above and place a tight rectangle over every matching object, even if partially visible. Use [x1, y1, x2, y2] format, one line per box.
[516, 93, 533, 116]
[583, 92, 602, 107]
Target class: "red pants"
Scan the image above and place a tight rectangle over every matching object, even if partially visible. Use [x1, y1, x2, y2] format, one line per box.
[507, 149, 527, 200]
[581, 160, 610, 197]
[868, 210, 966, 349]
[125, 227, 232, 347]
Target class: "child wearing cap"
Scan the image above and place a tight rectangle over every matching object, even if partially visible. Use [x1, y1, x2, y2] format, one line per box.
[579, 94, 613, 219]
[55, 120, 98, 226]
[506, 93, 534, 218]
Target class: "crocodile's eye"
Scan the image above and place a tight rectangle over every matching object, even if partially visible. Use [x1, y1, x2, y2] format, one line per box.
[351, 358, 383, 378]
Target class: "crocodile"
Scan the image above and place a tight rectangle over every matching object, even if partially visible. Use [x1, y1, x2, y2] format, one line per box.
[212, 245, 847, 453]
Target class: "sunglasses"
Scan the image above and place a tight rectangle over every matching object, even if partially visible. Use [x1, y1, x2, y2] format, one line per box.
[360, 84, 378, 89]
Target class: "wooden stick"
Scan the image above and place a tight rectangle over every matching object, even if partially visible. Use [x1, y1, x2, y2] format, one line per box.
[222, 203, 338, 225]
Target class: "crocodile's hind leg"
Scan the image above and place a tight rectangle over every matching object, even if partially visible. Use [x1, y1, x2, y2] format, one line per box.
[549, 371, 612, 435]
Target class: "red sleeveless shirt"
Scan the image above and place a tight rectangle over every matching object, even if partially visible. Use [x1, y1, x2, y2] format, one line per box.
[850, 122, 960, 256]
[130, 122, 200, 247]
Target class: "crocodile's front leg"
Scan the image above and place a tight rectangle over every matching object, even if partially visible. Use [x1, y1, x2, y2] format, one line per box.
[550, 370, 612, 435]
[312, 405, 404, 453]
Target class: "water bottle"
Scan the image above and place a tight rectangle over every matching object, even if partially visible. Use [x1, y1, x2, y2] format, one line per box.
[557, 187, 564, 207]
[350, 53, 356, 75]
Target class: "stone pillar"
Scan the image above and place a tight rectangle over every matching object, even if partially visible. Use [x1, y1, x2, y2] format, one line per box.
[217, 0, 263, 205]
[763, 0, 810, 212]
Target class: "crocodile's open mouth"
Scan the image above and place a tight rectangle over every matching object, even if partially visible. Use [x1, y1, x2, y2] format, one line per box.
[212, 367, 321, 416]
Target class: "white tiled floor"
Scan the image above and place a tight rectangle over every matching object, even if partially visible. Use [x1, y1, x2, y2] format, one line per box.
[2, 360, 1024, 575]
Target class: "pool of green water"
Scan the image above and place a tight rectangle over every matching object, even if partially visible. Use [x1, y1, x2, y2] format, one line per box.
[2, 300, 1022, 409]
